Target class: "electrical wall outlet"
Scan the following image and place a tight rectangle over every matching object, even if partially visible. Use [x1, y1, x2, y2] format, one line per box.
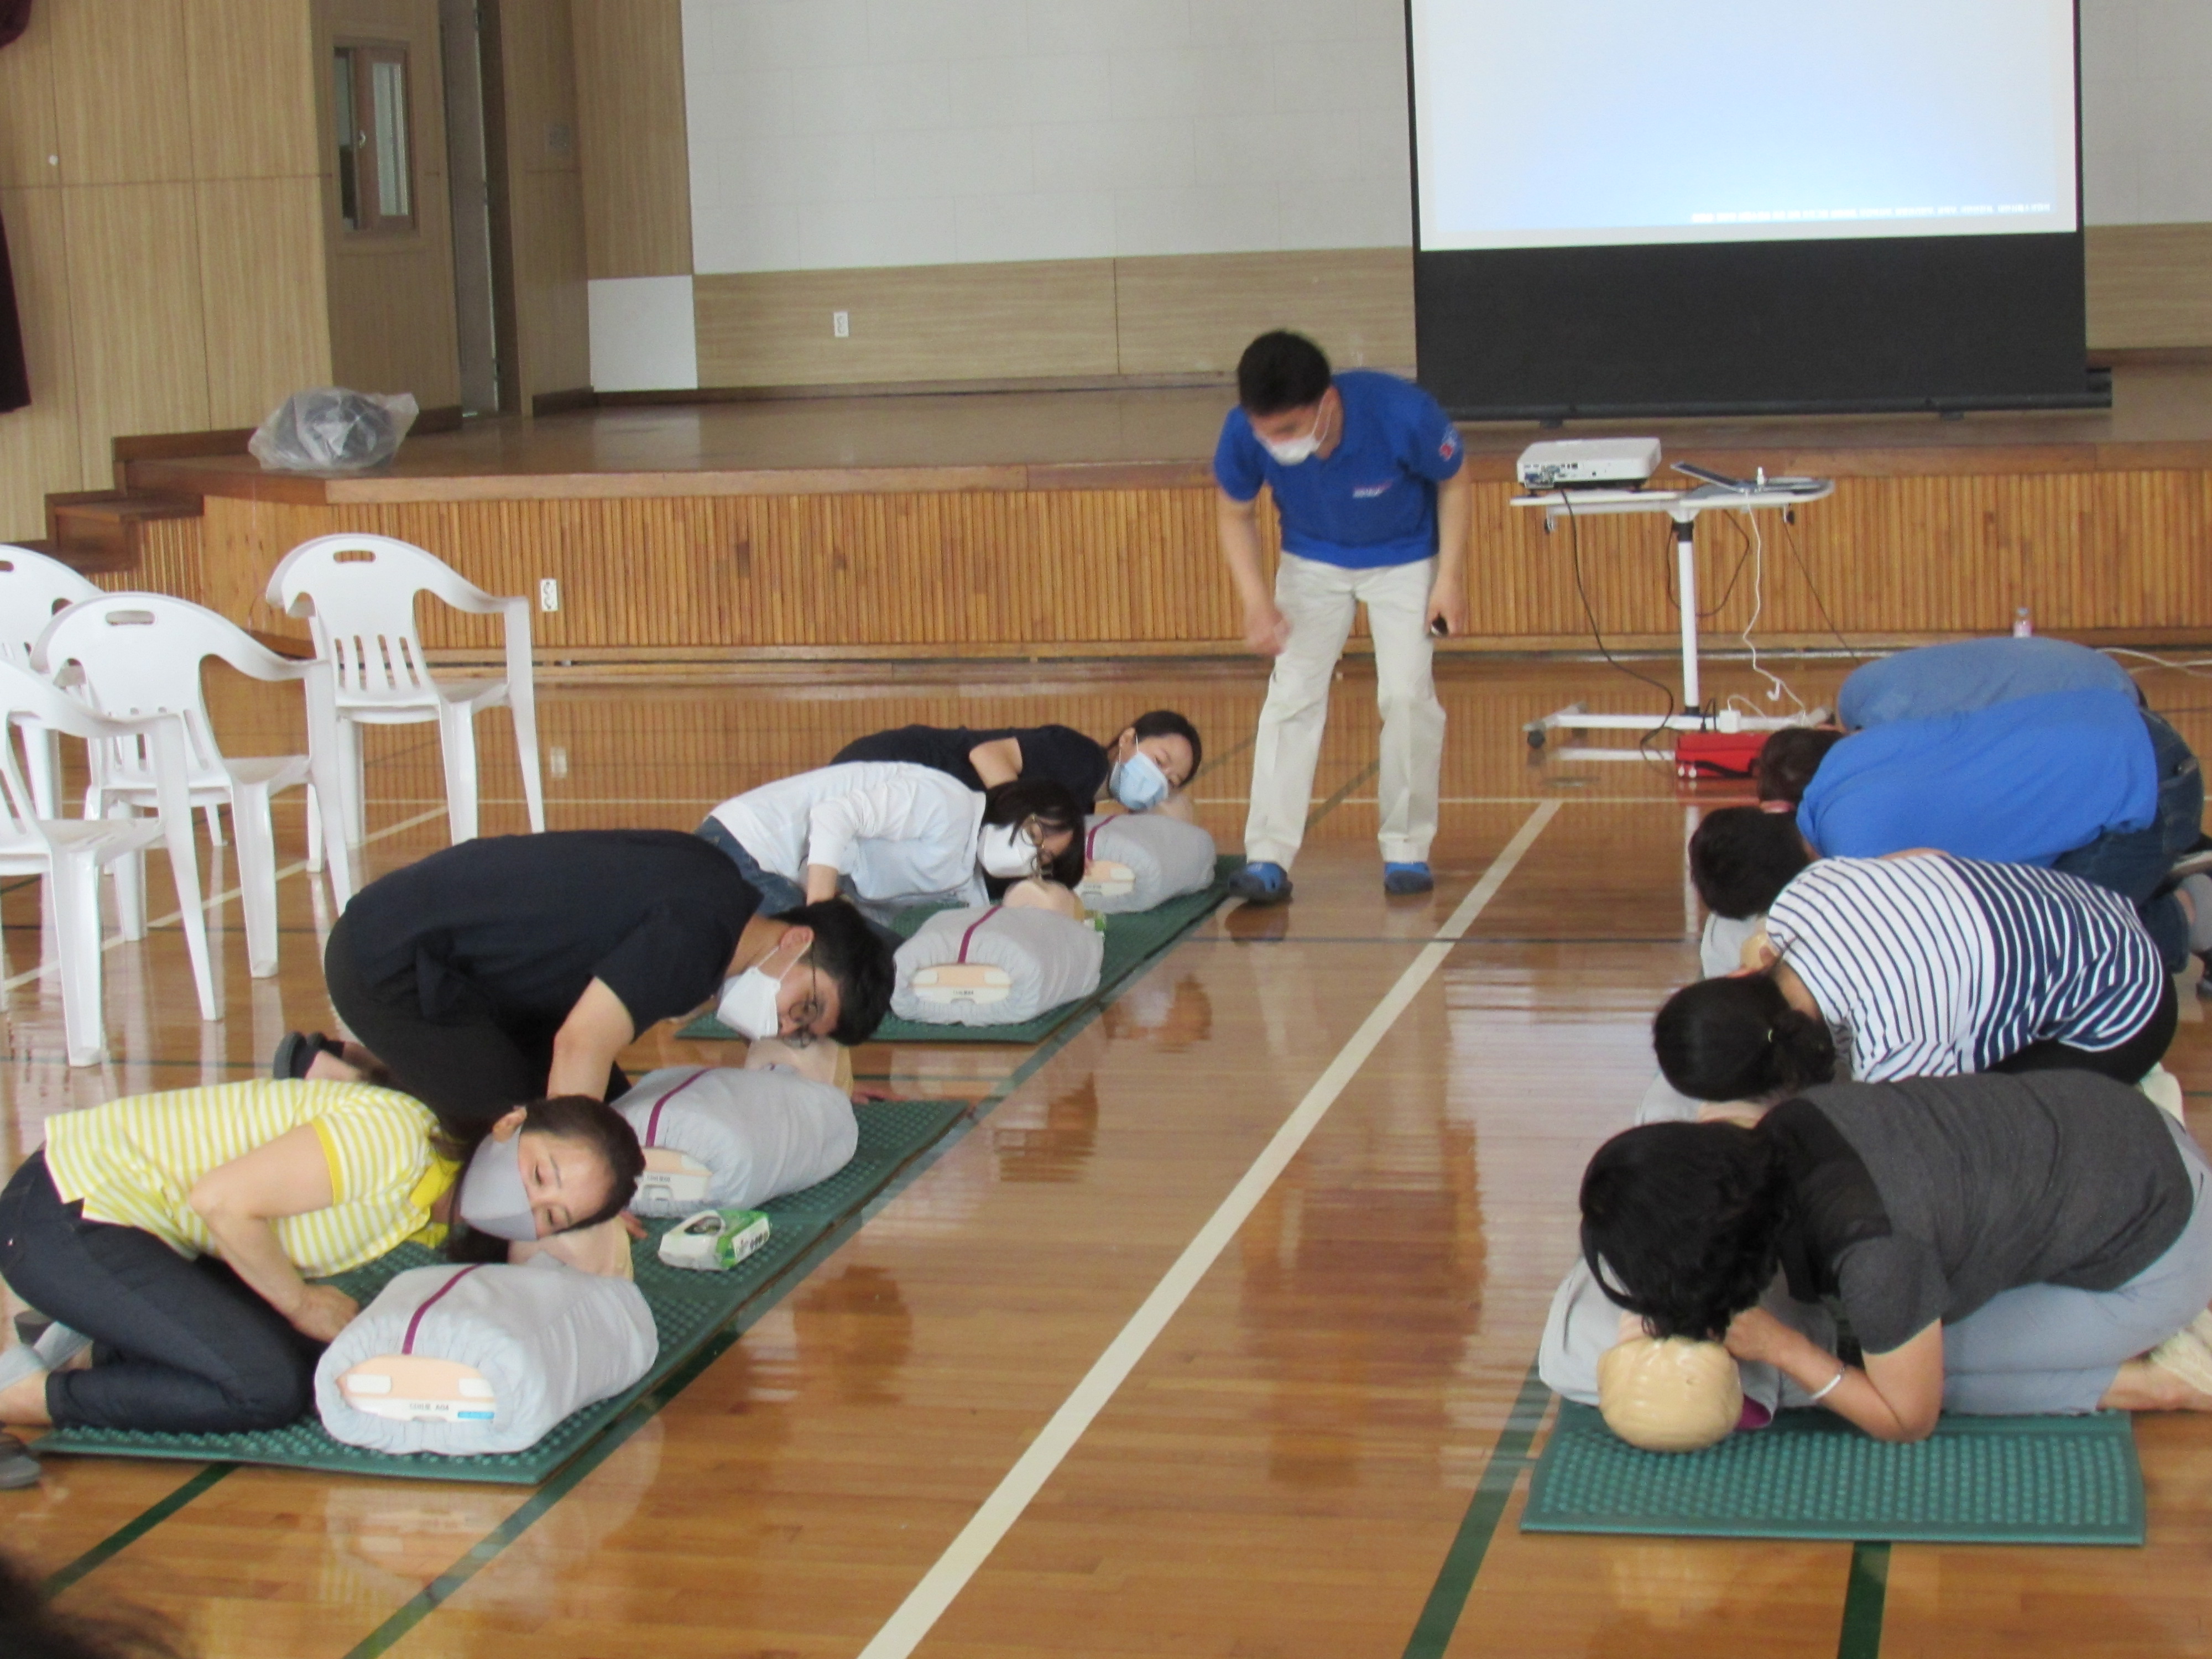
[832, 310, 849, 338]
[548, 745, 569, 779]
[539, 578, 560, 612]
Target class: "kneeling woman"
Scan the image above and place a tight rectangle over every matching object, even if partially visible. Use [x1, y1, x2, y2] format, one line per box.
[0, 1080, 642, 1434]
[1577, 1071, 2212, 1441]
[1656, 852, 2175, 1100]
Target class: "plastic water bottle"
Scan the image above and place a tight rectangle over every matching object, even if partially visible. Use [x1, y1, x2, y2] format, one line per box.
[2013, 607, 2033, 638]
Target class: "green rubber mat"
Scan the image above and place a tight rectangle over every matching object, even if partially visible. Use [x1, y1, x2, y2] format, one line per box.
[1522, 1402, 2144, 1546]
[680, 856, 1240, 1045]
[35, 1098, 970, 1484]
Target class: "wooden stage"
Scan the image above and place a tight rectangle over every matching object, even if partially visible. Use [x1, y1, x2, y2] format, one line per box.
[95, 361, 2212, 667]
[9, 654, 2212, 1658]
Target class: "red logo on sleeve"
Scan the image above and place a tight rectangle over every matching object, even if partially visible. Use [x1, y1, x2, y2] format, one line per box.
[1439, 431, 1460, 460]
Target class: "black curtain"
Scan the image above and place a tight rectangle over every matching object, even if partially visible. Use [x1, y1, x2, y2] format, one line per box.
[0, 0, 31, 413]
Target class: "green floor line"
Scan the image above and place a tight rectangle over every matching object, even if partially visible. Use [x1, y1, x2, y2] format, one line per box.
[1836, 1541, 1890, 1659]
[1401, 1360, 1553, 1659]
[41, 1463, 237, 1599]
[1306, 758, 1383, 831]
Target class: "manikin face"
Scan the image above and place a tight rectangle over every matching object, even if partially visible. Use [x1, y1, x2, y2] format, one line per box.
[1003, 878, 1086, 921]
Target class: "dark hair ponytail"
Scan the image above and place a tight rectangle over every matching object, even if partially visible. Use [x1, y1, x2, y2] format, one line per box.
[1653, 974, 1837, 1102]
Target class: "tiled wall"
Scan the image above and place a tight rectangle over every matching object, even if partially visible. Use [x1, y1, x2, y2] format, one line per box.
[680, 0, 1413, 273]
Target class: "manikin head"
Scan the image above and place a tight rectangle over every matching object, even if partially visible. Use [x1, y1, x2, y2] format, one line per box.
[1003, 877, 1087, 922]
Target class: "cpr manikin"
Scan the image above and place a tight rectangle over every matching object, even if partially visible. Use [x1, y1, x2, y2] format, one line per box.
[1598, 1331, 1745, 1453]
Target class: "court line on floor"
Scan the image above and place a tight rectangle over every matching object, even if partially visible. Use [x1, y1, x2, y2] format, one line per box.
[852, 798, 1562, 1659]
[41, 1463, 238, 1599]
[1836, 1542, 1890, 1659]
[1400, 1360, 1553, 1659]
[2, 808, 446, 995]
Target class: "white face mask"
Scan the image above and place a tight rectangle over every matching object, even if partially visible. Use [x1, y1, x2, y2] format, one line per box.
[458, 1132, 539, 1242]
[1109, 749, 1171, 812]
[716, 964, 785, 1041]
[1259, 404, 1327, 466]
[977, 821, 1043, 880]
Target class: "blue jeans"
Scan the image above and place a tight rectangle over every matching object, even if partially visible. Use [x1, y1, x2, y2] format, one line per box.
[2053, 710, 2204, 971]
[694, 817, 807, 916]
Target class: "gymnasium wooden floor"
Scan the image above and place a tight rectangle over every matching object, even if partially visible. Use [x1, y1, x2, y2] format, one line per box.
[8, 652, 2212, 1659]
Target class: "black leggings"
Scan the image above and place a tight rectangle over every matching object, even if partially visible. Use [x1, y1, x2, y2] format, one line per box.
[1991, 973, 2180, 1084]
[0, 1154, 321, 1433]
[324, 909, 628, 1135]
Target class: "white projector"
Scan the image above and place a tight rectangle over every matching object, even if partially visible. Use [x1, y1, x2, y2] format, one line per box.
[1516, 437, 1662, 491]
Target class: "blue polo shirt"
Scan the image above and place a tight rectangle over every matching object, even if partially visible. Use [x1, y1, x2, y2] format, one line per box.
[1838, 637, 2138, 729]
[1212, 370, 1464, 570]
[1798, 687, 2158, 865]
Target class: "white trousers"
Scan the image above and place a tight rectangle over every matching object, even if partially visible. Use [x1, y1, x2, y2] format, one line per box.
[1243, 553, 1445, 869]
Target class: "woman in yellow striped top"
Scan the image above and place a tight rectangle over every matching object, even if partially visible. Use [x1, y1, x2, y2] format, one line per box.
[0, 1079, 641, 1435]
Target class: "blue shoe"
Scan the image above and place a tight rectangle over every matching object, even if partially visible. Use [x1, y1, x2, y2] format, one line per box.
[1383, 862, 1434, 895]
[1228, 860, 1293, 905]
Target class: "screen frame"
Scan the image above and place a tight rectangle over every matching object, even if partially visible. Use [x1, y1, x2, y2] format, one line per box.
[1402, 0, 2103, 420]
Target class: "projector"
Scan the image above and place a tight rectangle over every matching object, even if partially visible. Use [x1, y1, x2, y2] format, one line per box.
[1516, 437, 1662, 491]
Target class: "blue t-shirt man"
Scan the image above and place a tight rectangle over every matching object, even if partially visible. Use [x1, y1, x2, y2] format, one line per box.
[1212, 369, 1465, 566]
[1799, 687, 2159, 865]
[1838, 637, 2137, 729]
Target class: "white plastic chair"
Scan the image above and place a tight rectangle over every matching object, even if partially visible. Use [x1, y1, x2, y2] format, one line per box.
[265, 534, 545, 847]
[0, 659, 220, 1065]
[36, 594, 357, 976]
[0, 544, 101, 818]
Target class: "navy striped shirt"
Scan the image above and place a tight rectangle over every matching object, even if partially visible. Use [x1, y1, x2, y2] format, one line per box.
[1765, 854, 2163, 1081]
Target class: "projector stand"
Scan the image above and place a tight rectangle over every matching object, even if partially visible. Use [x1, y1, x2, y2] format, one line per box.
[1511, 481, 1836, 761]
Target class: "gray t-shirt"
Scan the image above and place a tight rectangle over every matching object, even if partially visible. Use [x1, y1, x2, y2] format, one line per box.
[1765, 1072, 2194, 1354]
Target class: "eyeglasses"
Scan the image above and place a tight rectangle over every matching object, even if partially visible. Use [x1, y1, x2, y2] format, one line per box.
[782, 963, 827, 1048]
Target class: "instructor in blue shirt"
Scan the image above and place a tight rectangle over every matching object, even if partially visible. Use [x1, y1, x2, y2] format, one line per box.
[1214, 331, 1471, 902]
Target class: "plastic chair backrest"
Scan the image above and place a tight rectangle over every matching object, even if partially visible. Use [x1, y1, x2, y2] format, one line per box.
[0, 658, 119, 834]
[36, 594, 260, 787]
[0, 544, 101, 670]
[267, 534, 499, 702]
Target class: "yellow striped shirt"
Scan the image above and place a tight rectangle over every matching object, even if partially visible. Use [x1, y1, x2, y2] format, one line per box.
[42, 1079, 458, 1278]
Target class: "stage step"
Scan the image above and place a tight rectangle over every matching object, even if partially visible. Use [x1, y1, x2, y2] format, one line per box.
[43, 489, 203, 575]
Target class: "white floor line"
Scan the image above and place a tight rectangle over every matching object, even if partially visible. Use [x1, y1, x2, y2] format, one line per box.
[853, 797, 1563, 1659]
[1, 807, 447, 993]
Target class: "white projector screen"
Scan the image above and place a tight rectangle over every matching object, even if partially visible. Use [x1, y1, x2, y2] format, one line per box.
[1410, 0, 2079, 251]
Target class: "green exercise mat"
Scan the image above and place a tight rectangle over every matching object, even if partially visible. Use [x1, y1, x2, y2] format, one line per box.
[679, 855, 1240, 1046]
[1521, 1402, 2144, 1546]
[34, 1099, 969, 1485]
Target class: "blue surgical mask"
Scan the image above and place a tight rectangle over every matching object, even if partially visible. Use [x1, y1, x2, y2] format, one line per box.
[458, 1133, 539, 1242]
[1110, 750, 1171, 812]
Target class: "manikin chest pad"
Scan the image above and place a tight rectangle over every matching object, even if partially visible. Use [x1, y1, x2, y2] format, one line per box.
[891, 903, 1103, 1026]
[317, 1256, 656, 1456]
[1074, 813, 1217, 912]
[613, 1065, 859, 1218]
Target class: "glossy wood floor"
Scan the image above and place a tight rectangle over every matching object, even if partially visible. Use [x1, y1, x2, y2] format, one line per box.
[8, 651, 2212, 1659]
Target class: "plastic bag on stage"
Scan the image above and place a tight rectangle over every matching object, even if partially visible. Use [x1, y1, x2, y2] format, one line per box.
[249, 388, 419, 472]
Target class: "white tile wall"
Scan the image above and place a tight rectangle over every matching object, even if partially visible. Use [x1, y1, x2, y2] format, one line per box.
[682, 0, 1413, 272]
[2080, 0, 2212, 225]
[682, 0, 2206, 275]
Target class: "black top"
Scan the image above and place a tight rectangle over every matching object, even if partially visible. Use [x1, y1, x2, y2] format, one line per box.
[342, 831, 761, 1031]
[833, 723, 1112, 805]
[1765, 1072, 2194, 1354]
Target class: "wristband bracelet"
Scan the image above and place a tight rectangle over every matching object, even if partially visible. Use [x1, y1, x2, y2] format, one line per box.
[1807, 1365, 1848, 1404]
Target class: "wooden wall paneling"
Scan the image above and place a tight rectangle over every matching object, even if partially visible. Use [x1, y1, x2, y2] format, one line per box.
[45, 0, 194, 187]
[195, 177, 334, 428]
[2088, 225, 2212, 351]
[185, 0, 324, 181]
[0, 0, 61, 190]
[497, 0, 591, 402]
[62, 185, 212, 485]
[692, 262, 1121, 389]
[0, 187, 85, 540]
[571, 0, 691, 280]
[1113, 249, 1417, 377]
[182, 467, 2212, 661]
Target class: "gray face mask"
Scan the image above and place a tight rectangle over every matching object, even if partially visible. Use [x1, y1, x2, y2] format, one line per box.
[458, 1132, 539, 1242]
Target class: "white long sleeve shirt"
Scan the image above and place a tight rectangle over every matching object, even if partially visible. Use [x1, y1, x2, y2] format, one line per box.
[708, 762, 988, 908]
